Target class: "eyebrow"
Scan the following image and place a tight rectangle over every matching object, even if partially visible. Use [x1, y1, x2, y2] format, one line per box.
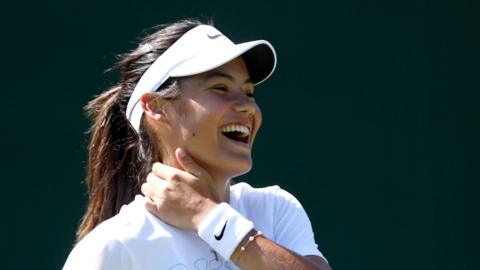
[203, 72, 253, 84]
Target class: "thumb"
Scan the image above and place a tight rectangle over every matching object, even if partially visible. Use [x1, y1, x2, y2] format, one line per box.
[175, 148, 206, 179]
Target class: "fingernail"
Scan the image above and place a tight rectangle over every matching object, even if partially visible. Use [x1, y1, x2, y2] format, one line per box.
[177, 148, 186, 158]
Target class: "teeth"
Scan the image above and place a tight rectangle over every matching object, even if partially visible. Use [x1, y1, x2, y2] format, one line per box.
[220, 124, 250, 137]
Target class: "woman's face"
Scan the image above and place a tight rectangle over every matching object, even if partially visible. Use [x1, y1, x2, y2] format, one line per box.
[167, 57, 262, 179]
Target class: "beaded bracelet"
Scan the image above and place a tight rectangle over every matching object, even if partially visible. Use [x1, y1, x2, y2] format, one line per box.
[240, 230, 262, 251]
[231, 230, 263, 263]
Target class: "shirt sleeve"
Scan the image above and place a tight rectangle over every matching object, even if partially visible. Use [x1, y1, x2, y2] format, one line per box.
[270, 186, 326, 259]
[63, 232, 133, 270]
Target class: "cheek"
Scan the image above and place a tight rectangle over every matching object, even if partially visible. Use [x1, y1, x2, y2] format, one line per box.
[171, 100, 199, 140]
[175, 95, 229, 143]
[180, 104, 221, 140]
[254, 105, 263, 132]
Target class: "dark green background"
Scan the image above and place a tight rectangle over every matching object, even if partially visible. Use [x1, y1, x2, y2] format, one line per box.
[2, 0, 479, 269]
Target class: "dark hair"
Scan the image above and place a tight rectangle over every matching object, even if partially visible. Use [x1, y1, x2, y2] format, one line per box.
[76, 19, 204, 241]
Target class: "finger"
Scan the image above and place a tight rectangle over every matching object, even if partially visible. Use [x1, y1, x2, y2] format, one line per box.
[143, 193, 163, 215]
[151, 161, 192, 182]
[144, 199, 158, 213]
[141, 182, 156, 199]
[142, 192, 157, 206]
[175, 148, 205, 178]
[146, 173, 168, 192]
[141, 174, 166, 202]
[152, 162, 178, 179]
[142, 181, 165, 207]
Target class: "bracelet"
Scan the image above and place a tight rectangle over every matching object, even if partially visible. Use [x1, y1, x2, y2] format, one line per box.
[230, 230, 263, 263]
[198, 203, 254, 260]
[240, 230, 262, 251]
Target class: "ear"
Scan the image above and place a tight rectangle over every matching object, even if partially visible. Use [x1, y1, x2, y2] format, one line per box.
[140, 93, 170, 125]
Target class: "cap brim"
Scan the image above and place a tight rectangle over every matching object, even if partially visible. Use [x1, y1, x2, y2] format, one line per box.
[170, 40, 276, 85]
[242, 41, 276, 85]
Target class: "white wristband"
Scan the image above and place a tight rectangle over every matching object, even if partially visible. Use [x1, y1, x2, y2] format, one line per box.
[198, 203, 254, 260]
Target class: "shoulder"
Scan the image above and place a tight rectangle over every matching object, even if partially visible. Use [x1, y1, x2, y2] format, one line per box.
[229, 182, 306, 227]
[63, 196, 160, 269]
[231, 182, 302, 207]
[63, 220, 133, 270]
[229, 182, 323, 258]
[94, 195, 155, 240]
[231, 181, 285, 197]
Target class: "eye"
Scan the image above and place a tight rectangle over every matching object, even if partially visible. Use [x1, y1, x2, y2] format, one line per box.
[245, 88, 255, 98]
[211, 84, 228, 92]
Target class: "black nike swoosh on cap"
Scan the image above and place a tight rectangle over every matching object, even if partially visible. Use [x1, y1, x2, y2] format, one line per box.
[207, 33, 223, 39]
[214, 220, 228, 240]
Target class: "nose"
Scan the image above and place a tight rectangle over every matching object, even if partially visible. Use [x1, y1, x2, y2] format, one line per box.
[232, 93, 256, 116]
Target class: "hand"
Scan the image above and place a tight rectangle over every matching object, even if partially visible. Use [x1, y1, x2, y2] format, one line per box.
[141, 148, 218, 231]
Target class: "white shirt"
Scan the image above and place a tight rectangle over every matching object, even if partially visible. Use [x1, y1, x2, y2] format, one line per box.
[63, 182, 325, 270]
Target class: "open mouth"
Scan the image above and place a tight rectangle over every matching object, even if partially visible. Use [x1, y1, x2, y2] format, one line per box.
[220, 124, 250, 144]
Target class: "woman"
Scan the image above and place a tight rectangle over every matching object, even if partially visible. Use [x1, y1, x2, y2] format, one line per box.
[64, 19, 331, 270]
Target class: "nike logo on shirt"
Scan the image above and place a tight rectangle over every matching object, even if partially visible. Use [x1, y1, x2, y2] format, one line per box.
[214, 220, 228, 240]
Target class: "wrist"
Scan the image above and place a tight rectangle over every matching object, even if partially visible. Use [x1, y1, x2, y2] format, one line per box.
[230, 229, 262, 263]
[197, 203, 254, 260]
[192, 198, 218, 230]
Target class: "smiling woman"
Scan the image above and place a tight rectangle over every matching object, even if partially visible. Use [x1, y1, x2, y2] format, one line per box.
[63, 19, 331, 270]
[148, 58, 262, 180]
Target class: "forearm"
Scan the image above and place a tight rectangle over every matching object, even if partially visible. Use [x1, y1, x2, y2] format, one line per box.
[231, 230, 331, 270]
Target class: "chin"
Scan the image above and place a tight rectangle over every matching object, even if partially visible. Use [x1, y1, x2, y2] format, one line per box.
[197, 149, 253, 178]
[229, 161, 253, 178]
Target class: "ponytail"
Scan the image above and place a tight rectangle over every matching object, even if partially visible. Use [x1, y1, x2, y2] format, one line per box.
[76, 85, 145, 240]
[75, 19, 203, 241]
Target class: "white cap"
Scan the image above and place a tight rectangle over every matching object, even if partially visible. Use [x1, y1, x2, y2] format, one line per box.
[125, 25, 277, 133]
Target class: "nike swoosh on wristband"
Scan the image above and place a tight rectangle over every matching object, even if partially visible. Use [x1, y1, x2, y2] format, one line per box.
[214, 220, 228, 240]
[207, 33, 223, 39]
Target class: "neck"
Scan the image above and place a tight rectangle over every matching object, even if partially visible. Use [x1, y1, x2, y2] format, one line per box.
[160, 151, 232, 203]
[212, 177, 231, 203]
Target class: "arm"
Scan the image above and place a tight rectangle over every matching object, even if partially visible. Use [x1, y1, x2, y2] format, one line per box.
[141, 148, 331, 270]
[231, 230, 331, 270]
